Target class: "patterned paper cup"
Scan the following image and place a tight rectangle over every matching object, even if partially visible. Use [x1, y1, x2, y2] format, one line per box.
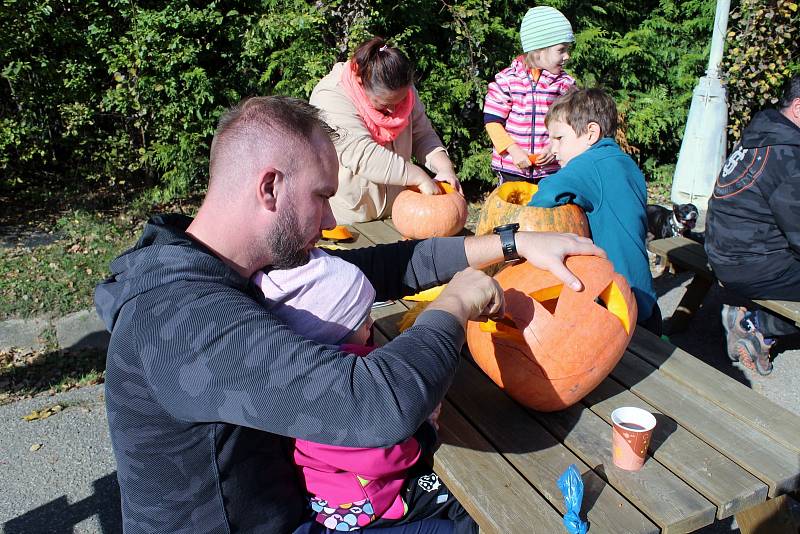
[611, 407, 657, 471]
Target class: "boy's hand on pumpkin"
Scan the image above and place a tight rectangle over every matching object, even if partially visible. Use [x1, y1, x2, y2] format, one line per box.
[426, 267, 504, 323]
[515, 232, 606, 291]
[507, 144, 532, 170]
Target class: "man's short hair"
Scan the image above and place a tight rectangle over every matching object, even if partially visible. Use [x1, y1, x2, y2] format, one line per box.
[209, 96, 337, 185]
[778, 74, 800, 109]
[545, 87, 618, 138]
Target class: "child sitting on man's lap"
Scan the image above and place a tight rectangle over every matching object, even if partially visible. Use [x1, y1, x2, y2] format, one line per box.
[528, 87, 661, 333]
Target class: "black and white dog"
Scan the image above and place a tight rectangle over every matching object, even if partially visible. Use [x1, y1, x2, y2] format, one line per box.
[646, 203, 700, 276]
[646, 203, 699, 241]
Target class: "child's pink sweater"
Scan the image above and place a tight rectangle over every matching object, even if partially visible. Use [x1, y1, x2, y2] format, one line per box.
[293, 343, 422, 528]
[484, 55, 575, 180]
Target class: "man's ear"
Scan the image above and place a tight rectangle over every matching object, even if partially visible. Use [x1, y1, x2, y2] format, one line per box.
[791, 97, 800, 123]
[256, 168, 280, 212]
[586, 122, 602, 145]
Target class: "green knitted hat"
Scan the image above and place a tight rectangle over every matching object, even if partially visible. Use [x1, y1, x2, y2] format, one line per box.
[520, 6, 575, 53]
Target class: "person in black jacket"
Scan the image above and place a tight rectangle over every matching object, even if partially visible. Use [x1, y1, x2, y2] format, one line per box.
[94, 95, 603, 534]
[705, 75, 800, 376]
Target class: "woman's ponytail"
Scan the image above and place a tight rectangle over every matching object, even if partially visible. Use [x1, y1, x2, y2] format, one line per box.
[351, 37, 414, 93]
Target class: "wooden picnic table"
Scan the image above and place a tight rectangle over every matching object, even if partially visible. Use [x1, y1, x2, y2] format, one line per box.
[325, 220, 800, 534]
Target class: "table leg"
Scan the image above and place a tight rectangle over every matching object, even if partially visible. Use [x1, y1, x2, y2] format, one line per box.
[664, 274, 713, 335]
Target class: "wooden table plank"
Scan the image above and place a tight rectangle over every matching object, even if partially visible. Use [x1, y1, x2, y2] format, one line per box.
[628, 329, 800, 454]
[583, 378, 768, 519]
[353, 220, 406, 245]
[648, 237, 800, 326]
[435, 399, 567, 534]
[611, 351, 800, 496]
[449, 361, 659, 533]
[531, 403, 716, 533]
[752, 299, 800, 326]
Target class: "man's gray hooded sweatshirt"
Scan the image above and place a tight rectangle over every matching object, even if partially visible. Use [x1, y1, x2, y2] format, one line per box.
[95, 214, 468, 533]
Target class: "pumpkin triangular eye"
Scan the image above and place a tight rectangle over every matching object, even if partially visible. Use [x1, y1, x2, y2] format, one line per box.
[529, 284, 562, 314]
[597, 281, 631, 334]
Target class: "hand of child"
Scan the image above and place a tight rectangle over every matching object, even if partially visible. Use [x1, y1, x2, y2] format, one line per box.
[427, 402, 442, 431]
[506, 144, 532, 170]
[536, 146, 557, 165]
[434, 170, 463, 195]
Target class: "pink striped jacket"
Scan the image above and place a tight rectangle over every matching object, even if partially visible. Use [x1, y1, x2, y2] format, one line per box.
[484, 56, 575, 180]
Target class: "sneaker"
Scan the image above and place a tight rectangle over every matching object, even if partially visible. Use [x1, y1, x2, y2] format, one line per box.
[721, 304, 750, 362]
[733, 329, 775, 376]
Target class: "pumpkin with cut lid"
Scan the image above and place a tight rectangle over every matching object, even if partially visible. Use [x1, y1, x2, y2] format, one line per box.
[475, 181, 590, 237]
[466, 256, 636, 412]
[392, 182, 467, 239]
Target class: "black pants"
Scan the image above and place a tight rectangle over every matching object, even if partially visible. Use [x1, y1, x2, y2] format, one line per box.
[371, 462, 478, 534]
[638, 302, 663, 337]
[720, 260, 800, 338]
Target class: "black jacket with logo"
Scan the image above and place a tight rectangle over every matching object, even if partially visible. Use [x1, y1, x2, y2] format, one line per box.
[705, 108, 800, 286]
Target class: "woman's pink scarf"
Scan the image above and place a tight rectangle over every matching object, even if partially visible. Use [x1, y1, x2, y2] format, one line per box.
[340, 61, 414, 145]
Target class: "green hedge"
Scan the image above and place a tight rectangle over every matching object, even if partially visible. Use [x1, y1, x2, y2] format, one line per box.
[1, 0, 796, 201]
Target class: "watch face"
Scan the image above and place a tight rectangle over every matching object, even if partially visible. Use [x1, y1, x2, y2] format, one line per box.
[494, 223, 519, 234]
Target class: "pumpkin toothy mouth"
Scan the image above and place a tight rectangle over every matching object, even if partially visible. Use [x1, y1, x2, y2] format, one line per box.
[479, 280, 630, 335]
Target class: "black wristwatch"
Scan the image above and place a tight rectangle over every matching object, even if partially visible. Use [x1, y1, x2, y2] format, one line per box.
[493, 223, 520, 262]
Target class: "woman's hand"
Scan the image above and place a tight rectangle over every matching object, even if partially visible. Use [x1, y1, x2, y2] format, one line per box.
[506, 143, 532, 170]
[434, 170, 463, 195]
[407, 163, 442, 195]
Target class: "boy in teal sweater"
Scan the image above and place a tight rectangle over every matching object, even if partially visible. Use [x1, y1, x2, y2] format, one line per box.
[528, 88, 660, 333]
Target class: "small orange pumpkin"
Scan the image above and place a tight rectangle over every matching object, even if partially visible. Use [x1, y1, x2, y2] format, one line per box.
[321, 225, 354, 241]
[475, 182, 590, 237]
[392, 182, 467, 239]
[466, 256, 637, 412]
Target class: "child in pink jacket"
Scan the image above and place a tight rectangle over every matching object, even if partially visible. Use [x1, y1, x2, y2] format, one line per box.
[484, 6, 576, 183]
[254, 248, 475, 533]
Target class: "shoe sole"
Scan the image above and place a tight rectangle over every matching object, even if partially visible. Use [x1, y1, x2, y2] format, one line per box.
[734, 336, 773, 376]
[722, 305, 745, 362]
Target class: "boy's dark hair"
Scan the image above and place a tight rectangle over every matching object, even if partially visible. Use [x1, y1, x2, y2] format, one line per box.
[351, 37, 414, 94]
[778, 74, 800, 109]
[545, 88, 618, 137]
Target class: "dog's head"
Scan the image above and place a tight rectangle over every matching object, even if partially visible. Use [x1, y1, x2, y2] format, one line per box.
[672, 203, 698, 232]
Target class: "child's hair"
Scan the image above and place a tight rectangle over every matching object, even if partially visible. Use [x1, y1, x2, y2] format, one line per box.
[351, 37, 414, 94]
[254, 249, 376, 345]
[545, 88, 618, 138]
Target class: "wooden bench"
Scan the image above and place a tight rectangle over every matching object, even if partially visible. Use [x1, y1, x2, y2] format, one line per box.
[327, 221, 800, 533]
[648, 235, 800, 333]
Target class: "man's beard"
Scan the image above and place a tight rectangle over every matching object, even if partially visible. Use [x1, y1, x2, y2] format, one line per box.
[267, 207, 311, 270]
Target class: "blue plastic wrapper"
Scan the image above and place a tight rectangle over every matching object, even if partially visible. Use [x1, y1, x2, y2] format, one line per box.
[557, 464, 588, 534]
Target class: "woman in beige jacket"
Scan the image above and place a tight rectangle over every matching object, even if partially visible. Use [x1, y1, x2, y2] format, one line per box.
[310, 37, 462, 224]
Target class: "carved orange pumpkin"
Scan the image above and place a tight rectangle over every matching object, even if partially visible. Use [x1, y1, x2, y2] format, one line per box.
[392, 182, 467, 239]
[466, 256, 637, 412]
[475, 182, 590, 237]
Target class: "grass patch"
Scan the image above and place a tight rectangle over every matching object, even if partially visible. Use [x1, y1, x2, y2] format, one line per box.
[0, 210, 142, 320]
[0, 346, 107, 405]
